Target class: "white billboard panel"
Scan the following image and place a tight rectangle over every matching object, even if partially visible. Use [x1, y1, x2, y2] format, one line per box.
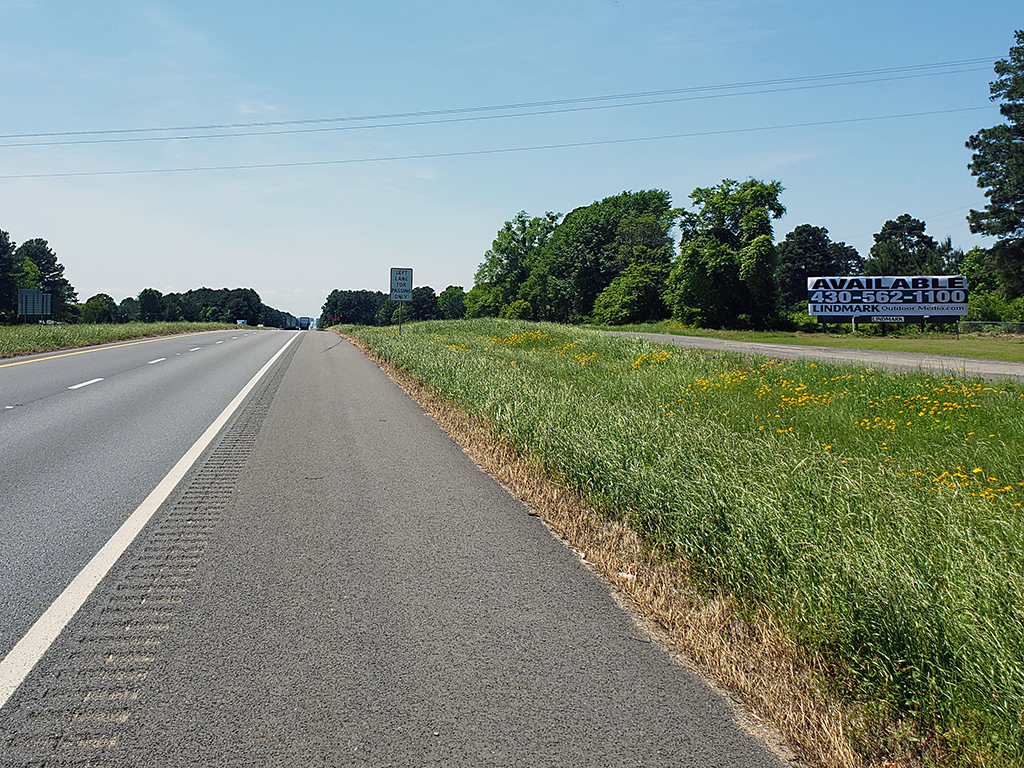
[807, 275, 968, 322]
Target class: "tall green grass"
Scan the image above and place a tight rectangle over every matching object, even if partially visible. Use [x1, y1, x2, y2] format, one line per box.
[0, 322, 238, 358]
[345, 318, 1024, 765]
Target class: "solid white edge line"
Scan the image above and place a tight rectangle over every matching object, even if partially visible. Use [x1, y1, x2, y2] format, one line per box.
[0, 331, 301, 710]
[68, 378, 103, 390]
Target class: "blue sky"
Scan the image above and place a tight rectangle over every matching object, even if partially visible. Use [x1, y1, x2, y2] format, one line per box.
[0, 1, 1019, 318]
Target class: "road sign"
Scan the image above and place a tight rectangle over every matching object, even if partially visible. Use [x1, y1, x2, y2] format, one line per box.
[390, 268, 413, 302]
[18, 289, 51, 317]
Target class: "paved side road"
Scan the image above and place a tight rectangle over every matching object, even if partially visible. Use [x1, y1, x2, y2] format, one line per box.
[89, 332, 787, 766]
[609, 331, 1024, 384]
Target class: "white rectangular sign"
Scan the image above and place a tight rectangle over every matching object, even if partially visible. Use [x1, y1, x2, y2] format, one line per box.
[807, 275, 968, 321]
[390, 267, 413, 302]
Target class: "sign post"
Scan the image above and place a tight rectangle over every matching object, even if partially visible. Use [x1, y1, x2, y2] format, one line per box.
[390, 268, 413, 333]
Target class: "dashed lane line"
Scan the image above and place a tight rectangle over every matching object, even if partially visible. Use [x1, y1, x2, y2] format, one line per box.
[0, 334, 208, 369]
[68, 378, 103, 390]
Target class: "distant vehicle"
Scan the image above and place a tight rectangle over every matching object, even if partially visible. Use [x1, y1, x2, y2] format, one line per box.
[298, 317, 312, 330]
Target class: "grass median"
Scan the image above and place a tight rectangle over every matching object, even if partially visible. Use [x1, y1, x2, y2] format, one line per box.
[0, 321, 240, 359]
[342, 318, 1024, 768]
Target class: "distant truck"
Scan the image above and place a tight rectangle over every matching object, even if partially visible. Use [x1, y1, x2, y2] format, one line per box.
[298, 317, 312, 330]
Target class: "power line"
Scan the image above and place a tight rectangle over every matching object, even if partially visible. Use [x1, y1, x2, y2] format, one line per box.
[0, 65, 995, 150]
[0, 56, 997, 144]
[0, 106, 995, 181]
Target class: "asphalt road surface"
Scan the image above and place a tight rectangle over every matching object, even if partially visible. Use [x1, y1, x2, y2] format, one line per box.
[0, 329, 300, 663]
[0, 331, 787, 767]
[608, 331, 1024, 384]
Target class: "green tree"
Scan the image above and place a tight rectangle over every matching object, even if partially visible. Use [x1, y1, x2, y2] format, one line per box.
[15, 238, 78, 322]
[967, 290, 1009, 321]
[666, 179, 785, 328]
[408, 286, 439, 321]
[613, 212, 673, 266]
[966, 30, 1024, 296]
[668, 239, 739, 326]
[740, 232, 780, 324]
[592, 262, 670, 325]
[519, 190, 674, 322]
[138, 288, 165, 322]
[960, 246, 1000, 293]
[13, 256, 41, 289]
[473, 211, 558, 317]
[934, 236, 965, 274]
[437, 285, 466, 320]
[190, 288, 227, 321]
[321, 289, 388, 325]
[169, 292, 202, 322]
[260, 305, 296, 328]
[0, 230, 16, 321]
[375, 298, 398, 326]
[776, 224, 863, 308]
[162, 293, 186, 321]
[119, 296, 140, 322]
[863, 215, 949, 275]
[224, 288, 262, 325]
[464, 284, 500, 318]
[79, 293, 118, 324]
[498, 299, 532, 320]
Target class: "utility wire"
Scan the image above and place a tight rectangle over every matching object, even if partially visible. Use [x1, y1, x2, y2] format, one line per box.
[0, 66, 994, 149]
[0, 106, 995, 180]
[0, 56, 997, 143]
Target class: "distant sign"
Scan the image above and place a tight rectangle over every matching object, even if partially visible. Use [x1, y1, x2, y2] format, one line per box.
[390, 267, 413, 302]
[18, 289, 51, 317]
[807, 275, 968, 323]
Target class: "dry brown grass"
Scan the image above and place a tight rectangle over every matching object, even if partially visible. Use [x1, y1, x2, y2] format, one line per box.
[343, 332, 942, 768]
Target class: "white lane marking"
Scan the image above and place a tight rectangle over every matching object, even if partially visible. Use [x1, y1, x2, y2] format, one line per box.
[189, 347, 201, 352]
[215, 341, 224, 344]
[68, 378, 103, 390]
[147, 358, 167, 365]
[0, 331, 302, 710]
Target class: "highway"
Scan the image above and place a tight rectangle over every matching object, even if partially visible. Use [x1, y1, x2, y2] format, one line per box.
[0, 329, 300, 662]
[0, 330, 787, 767]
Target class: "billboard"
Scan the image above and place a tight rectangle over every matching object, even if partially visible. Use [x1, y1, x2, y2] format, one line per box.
[807, 275, 968, 323]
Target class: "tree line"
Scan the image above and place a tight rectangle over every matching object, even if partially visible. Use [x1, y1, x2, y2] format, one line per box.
[0, 231, 297, 328]
[321, 285, 467, 326]
[324, 183, 1011, 331]
[322, 31, 1023, 331]
[128, 286, 297, 328]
